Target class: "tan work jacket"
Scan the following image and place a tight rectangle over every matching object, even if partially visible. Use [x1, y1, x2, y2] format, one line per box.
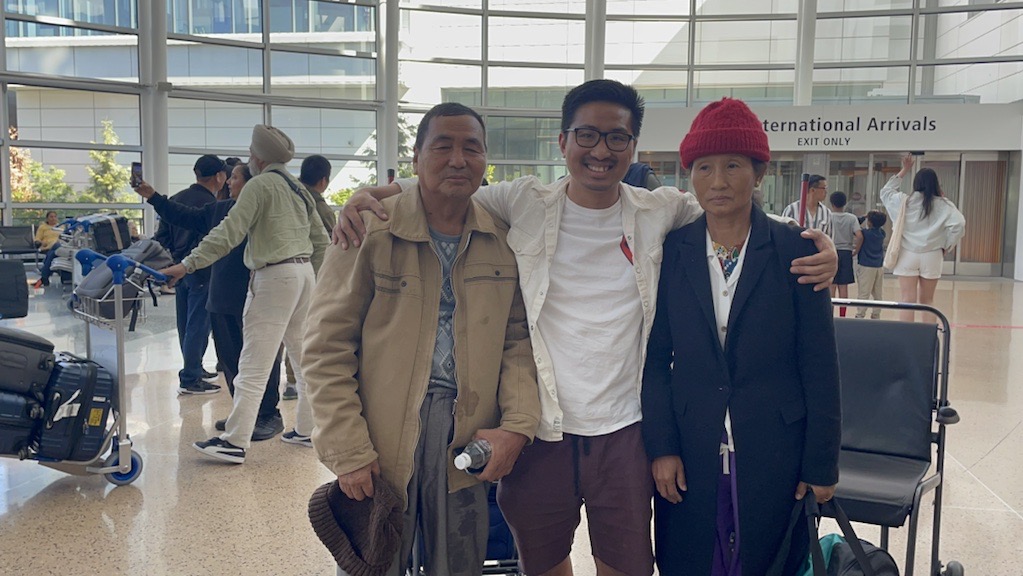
[304, 187, 540, 503]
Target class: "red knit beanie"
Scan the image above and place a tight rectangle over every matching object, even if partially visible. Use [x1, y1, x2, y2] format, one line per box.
[678, 98, 770, 169]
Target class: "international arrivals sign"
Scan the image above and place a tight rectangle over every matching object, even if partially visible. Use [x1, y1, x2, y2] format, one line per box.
[642, 102, 1023, 152]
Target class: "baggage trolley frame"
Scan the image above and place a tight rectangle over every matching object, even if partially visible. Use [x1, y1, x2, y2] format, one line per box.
[34, 249, 166, 486]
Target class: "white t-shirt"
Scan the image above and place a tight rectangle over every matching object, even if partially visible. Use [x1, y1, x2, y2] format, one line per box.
[536, 198, 644, 436]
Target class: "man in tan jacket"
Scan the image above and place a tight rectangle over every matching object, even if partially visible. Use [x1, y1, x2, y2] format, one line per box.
[303, 103, 540, 576]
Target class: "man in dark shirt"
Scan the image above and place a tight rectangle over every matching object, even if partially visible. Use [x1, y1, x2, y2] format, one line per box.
[153, 155, 224, 394]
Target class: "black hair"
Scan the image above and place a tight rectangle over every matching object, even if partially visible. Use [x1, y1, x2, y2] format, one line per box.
[867, 210, 887, 229]
[561, 79, 645, 137]
[912, 167, 942, 219]
[752, 159, 768, 179]
[300, 155, 332, 187]
[45, 210, 57, 218]
[830, 191, 847, 208]
[808, 174, 827, 189]
[414, 102, 487, 151]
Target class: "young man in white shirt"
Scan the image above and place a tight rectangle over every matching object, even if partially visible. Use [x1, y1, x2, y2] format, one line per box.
[334, 80, 837, 576]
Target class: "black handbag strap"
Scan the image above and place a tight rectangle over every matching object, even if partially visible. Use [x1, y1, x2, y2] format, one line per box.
[822, 499, 878, 576]
[268, 169, 313, 212]
[767, 493, 877, 576]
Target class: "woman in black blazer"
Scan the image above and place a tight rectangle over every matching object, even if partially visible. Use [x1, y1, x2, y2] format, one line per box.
[642, 98, 841, 576]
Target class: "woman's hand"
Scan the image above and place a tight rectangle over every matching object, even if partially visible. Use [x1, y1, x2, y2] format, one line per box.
[652, 455, 687, 504]
[898, 154, 914, 177]
[795, 481, 837, 504]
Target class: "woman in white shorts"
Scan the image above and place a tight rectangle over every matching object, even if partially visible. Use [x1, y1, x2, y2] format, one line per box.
[880, 155, 965, 321]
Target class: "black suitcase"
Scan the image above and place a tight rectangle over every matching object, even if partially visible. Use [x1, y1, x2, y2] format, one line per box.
[0, 391, 43, 459]
[0, 327, 56, 401]
[83, 214, 131, 255]
[37, 358, 115, 461]
[0, 260, 29, 319]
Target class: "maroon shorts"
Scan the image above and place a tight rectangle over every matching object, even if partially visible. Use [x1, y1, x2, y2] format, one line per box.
[496, 423, 654, 576]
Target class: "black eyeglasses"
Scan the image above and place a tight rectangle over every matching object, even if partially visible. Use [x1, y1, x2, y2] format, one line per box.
[564, 128, 635, 152]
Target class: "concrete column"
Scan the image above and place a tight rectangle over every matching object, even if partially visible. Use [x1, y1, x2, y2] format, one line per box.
[794, 0, 817, 106]
[585, 0, 607, 80]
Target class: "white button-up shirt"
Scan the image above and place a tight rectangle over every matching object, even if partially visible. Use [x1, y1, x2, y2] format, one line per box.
[705, 228, 752, 474]
[397, 176, 704, 441]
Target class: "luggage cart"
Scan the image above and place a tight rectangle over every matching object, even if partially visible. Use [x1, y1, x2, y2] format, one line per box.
[34, 249, 167, 486]
[830, 299, 964, 576]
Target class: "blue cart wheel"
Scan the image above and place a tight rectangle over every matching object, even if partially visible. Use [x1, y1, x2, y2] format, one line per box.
[944, 561, 964, 576]
[104, 450, 144, 486]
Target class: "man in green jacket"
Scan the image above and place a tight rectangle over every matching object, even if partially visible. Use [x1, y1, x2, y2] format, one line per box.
[161, 124, 329, 464]
[303, 103, 540, 576]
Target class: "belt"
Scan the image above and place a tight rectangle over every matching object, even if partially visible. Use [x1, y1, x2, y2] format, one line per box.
[266, 256, 310, 267]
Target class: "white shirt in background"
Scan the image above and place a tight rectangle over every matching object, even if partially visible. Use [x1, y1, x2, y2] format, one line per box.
[879, 175, 966, 253]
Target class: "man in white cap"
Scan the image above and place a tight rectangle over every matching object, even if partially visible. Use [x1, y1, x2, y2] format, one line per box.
[161, 124, 329, 464]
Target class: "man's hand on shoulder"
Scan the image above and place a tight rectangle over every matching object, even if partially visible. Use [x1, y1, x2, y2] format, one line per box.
[333, 184, 402, 249]
[472, 428, 528, 483]
[791, 228, 838, 291]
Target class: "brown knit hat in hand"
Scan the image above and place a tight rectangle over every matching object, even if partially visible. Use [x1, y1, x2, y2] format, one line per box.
[308, 477, 404, 576]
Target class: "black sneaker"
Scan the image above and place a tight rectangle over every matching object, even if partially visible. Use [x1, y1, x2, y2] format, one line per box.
[193, 437, 246, 464]
[215, 418, 227, 432]
[281, 429, 312, 447]
[201, 369, 219, 381]
[252, 414, 285, 442]
[282, 385, 298, 400]
[178, 381, 221, 395]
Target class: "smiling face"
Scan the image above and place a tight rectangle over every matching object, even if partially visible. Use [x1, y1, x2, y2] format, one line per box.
[413, 114, 487, 202]
[45, 211, 58, 226]
[559, 101, 635, 206]
[690, 154, 763, 222]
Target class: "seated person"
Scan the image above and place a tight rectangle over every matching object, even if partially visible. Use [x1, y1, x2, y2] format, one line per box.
[34, 211, 64, 287]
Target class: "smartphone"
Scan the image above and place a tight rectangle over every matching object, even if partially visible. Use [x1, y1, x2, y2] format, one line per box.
[130, 161, 143, 187]
[910, 151, 925, 156]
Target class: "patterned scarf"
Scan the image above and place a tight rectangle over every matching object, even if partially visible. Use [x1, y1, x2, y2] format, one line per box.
[713, 241, 742, 281]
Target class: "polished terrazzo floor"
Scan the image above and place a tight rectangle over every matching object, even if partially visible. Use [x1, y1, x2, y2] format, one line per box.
[0, 274, 1021, 575]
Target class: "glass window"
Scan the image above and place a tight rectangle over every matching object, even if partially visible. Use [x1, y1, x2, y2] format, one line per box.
[694, 20, 797, 65]
[605, 69, 687, 105]
[10, 86, 141, 146]
[271, 106, 376, 156]
[818, 0, 912, 11]
[696, 0, 796, 15]
[692, 69, 795, 105]
[167, 40, 263, 93]
[168, 99, 263, 150]
[921, 9, 1023, 60]
[270, 50, 376, 99]
[815, 15, 912, 63]
[915, 62, 1023, 104]
[4, 0, 137, 28]
[488, 18, 584, 65]
[10, 146, 142, 204]
[398, 62, 482, 107]
[399, 0, 481, 9]
[486, 117, 562, 162]
[605, 21, 688, 67]
[487, 0, 585, 15]
[170, 0, 261, 35]
[400, 10, 482, 61]
[812, 66, 910, 105]
[487, 67, 585, 109]
[489, 164, 568, 184]
[5, 23, 139, 82]
[607, 0, 689, 16]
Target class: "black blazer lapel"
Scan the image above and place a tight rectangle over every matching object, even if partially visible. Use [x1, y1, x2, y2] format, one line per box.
[727, 206, 773, 338]
[677, 216, 723, 352]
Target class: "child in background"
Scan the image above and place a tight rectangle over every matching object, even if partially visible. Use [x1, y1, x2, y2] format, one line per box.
[854, 210, 888, 319]
[829, 191, 862, 317]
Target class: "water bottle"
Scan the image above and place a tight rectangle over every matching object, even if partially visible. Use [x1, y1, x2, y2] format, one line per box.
[454, 438, 492, 474]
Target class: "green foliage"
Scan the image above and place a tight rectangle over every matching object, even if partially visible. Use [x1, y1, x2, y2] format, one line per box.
[26, 160, 76, 202]
[84, 120, 132, 202]
[328, 188, 355, 207]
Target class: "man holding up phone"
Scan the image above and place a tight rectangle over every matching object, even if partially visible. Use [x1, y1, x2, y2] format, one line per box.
[153, 154, 225, 395]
